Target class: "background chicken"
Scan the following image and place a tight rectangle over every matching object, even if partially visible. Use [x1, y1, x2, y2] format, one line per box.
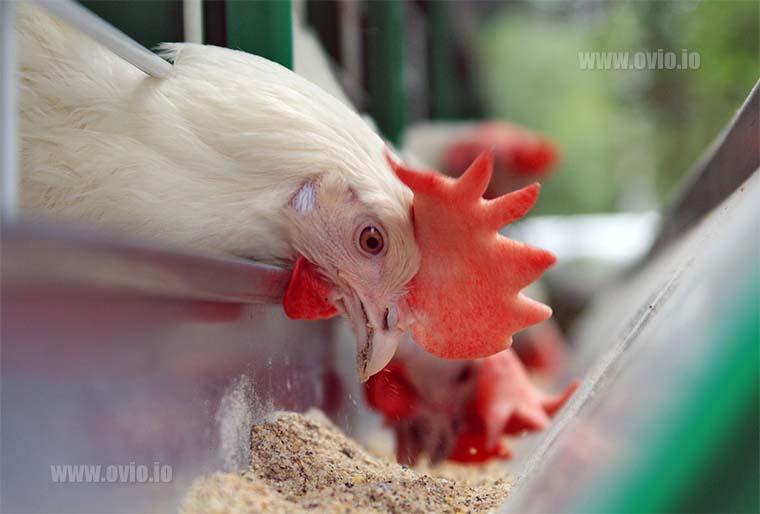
[365, 335, 578, 465]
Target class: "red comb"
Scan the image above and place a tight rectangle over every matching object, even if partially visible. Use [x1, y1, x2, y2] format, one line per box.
[388, 152, 556, 359]
[283, 256, 338, 320]
[448, 350, 578, 463]
[474, 350, 579, 446]
[510, 138, 558, 175]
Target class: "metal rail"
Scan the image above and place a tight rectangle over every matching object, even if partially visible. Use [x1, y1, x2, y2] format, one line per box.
[503, 164, 760, 514]
[1, 0, 17, 219]
[645, 77, 760, 259]
[2, 220, 290, 304]
[35, 0, 173, 78]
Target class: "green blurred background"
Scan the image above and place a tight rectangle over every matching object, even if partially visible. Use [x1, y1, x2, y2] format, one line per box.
[473, 0, 759, 215]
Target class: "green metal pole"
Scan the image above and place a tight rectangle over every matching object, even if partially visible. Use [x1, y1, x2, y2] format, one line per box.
[225, 0, 293, 69]
[80, 0, 184, 50]
[365, 0, 406, 145]
[428, 0, 460, 119]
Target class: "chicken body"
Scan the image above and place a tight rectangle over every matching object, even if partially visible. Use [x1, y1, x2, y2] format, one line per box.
[18, 6, 419, 379]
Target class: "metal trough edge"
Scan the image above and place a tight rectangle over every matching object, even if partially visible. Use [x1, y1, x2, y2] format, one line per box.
[1, 219, 290, 304]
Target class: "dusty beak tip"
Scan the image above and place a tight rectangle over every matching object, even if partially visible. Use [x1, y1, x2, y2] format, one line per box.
[358, 349, 394, 383]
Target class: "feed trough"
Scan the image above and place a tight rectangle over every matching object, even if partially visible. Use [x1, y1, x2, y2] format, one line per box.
[2, 2, 757, 512]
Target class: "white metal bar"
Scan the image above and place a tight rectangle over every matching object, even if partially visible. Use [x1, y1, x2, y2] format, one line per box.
[183, 0, 203, 44]
[36, 0, 173, 78]
[1, 0, 17, 220]
[340, 0, 362, 90]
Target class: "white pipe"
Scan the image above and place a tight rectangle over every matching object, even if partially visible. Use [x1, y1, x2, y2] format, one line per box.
[183, 0, 203, 44]
[36, 0, 172, 78]
[340, 0, 362, 86]
[1, 0, 18, 220]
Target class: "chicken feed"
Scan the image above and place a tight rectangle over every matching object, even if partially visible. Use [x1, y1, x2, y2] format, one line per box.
[182, 409, 511, 514]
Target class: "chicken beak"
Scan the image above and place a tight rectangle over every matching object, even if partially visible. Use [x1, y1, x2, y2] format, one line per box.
[338, 293, 411, 382]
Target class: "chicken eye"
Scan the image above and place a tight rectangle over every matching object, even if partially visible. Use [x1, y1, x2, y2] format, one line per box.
[358, 226, 384, 255]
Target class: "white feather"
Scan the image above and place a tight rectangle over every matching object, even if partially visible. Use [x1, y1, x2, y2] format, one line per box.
[291, 181, 317, 215]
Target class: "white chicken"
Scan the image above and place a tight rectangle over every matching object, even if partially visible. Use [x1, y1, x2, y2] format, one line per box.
[17, 5, 554, 385]
[18, 5, 418, 380]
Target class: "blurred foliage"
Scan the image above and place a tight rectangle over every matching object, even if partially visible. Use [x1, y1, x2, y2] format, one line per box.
[474, 0, 759, 215]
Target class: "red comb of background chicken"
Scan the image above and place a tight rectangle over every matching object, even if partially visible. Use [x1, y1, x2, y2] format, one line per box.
[448, 350, 578, 463]
[511, 137, 557, 175]
[388, 152, 556, 359]
[443, 122, 559, 181]
[474, 350, 579, 448]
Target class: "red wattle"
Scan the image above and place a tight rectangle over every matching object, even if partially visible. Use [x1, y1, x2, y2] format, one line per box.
[282, 256, 338, 320]
[363, 361, 418, 419]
